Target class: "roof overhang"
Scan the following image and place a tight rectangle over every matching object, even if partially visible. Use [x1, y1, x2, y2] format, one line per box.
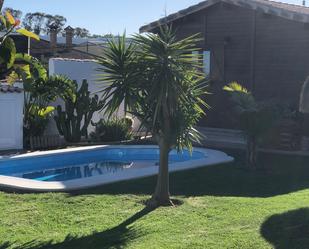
[140, 0, 309, 32]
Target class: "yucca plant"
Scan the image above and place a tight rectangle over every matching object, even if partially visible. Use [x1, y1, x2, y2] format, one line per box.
[224, 82, 275, 169]
[97, 34, 139, 116]
[97, 27, 208, 207]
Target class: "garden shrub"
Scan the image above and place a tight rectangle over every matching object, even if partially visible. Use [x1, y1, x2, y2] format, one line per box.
[90, 118, 133, 142]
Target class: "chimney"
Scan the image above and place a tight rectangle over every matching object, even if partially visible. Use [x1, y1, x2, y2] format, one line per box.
[49, 23, 58, 55]
[64, 26, 74, 50]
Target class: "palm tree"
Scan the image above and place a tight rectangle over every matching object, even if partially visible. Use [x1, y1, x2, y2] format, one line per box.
[224, 82, 275, 169]
[97, 27, 208, 207]
[97, 34, 139, 117]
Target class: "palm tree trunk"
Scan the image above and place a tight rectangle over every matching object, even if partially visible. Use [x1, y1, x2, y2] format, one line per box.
[247, 135, 258, 170]
[149, 139, 172, 207]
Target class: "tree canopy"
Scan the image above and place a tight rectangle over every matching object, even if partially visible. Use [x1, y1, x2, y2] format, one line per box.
[97, 27, 208, 206]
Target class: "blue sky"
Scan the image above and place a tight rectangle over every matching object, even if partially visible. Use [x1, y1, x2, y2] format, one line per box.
[3, 0, 304, 35]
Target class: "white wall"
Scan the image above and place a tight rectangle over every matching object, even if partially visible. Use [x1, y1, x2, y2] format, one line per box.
[48, 58, 128, 136]
[0, 90, 24, 150]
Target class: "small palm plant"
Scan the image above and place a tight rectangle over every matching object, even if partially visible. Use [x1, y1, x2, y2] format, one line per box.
[224, 82, 275, 169]
[97, 27, 208, 207]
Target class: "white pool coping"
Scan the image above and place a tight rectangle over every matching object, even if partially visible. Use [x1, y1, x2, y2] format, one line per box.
[0, 145, 234, 192]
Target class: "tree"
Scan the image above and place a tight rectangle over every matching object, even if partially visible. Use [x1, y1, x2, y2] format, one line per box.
[22, 12, 67, 35]
[90, 34, 104, 38]
[223, 82, 276, 169]
[97, 27, 208, 207]
[90, 34, 116, 39]
[74, 27, 90, 38]
[22, 12, 46, 35]
[44, 14, 66, 34]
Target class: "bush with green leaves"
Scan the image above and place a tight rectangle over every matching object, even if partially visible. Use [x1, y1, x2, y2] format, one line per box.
[90, 118, 133, 142]
[0, 11, 39, 81]
[24, 75, 76, 141]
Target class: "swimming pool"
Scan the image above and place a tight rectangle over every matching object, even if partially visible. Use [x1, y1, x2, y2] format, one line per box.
[0, 145, 233, 192]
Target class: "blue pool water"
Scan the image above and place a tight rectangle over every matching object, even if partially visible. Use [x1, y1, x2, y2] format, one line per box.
[0, 147, 205, 182]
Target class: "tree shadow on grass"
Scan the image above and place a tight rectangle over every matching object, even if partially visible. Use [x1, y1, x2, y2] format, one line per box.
[68, 151, 309, 198]
[261, 208, 309, 249]
[0, 206, 154, 249]
[0, 243, 11, 249]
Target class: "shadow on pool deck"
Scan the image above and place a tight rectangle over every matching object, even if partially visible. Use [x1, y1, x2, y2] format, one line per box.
[67, 151, 309, 198]
[260, 208, 309, 249]
[0, 206, 154, 249]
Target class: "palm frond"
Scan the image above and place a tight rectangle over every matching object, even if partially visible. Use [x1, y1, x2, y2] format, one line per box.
[97, 26, 209, 150]
[223, 82, 249, 94]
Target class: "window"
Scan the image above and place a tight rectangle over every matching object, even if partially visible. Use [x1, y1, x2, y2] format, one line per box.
[192, 51, 199, 64]
[192, 51, 211, 76]
[203, 51, 211, 75]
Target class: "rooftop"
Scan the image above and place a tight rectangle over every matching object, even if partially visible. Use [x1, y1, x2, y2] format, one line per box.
[0, 84, 23, 94]
[140, 0, 309, 32]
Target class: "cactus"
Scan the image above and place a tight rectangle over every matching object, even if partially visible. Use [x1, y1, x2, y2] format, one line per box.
[54, 80, 105, 143]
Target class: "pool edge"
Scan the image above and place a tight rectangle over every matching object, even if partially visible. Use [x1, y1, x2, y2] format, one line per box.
[0, 146, 234, 192]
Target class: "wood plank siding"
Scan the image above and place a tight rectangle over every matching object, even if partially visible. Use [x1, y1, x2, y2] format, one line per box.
[148, 2, 309, 128]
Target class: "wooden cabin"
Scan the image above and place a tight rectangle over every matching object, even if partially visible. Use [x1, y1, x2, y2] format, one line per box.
[140, 0, 309, 129]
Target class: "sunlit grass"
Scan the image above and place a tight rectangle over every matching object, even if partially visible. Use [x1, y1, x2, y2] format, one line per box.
[0, 150, 308, 248]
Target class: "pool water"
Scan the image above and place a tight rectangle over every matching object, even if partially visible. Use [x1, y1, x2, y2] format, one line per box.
[0, 147, 205, 182]
[18, 161, 134, 182]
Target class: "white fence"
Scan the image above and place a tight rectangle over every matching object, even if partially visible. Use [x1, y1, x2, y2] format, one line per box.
[47, 58, 133, 136]
[0, 87, 24, 150]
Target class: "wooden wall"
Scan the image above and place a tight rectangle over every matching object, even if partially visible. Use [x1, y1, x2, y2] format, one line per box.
[254, 12, 309, 105]
[163, 2, 309, 128]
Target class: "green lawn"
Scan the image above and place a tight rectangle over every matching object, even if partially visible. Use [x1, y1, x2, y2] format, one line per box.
[1, 150, 309, 249]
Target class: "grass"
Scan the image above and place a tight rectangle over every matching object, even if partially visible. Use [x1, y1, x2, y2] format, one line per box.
[0, 150, 309, 249]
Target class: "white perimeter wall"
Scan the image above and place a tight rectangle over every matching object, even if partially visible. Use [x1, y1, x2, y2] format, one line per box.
[48, 58, 127, 135]
[0, 90, 24, 150]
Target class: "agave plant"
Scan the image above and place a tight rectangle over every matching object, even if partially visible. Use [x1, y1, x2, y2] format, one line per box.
[97, 27, 208, 206]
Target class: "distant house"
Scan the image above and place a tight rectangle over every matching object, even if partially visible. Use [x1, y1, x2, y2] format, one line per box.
[141, 0, 309, 128]
[10, 25, 107, 64]
[31, 25, 98, 63]
[11, 26, 133, 67]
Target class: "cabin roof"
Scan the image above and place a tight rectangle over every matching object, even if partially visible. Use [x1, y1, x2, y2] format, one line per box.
[140, 0, 309, 32]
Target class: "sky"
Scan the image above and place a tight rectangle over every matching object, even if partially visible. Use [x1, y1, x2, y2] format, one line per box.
[3, 0, 305, 35]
